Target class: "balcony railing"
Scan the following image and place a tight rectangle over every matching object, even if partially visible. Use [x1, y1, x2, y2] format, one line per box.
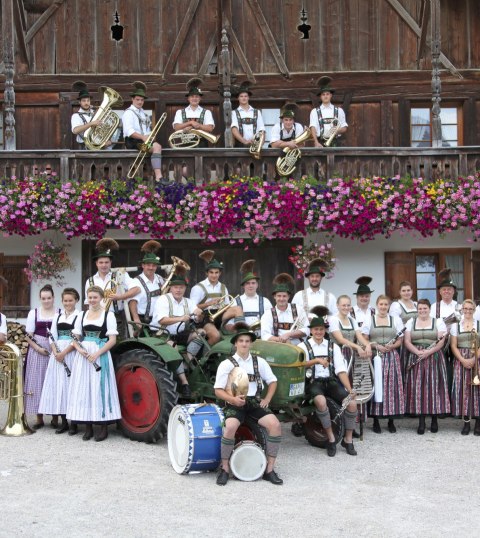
[0, 147, 479, 182]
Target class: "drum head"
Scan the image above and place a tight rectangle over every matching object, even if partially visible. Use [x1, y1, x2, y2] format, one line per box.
[304, 397, 345, 449]
[230, 441, 267, 482]
[168, 405, 193, 474]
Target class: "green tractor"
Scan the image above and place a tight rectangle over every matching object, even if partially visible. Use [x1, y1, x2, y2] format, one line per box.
[112, 325, 344, 447]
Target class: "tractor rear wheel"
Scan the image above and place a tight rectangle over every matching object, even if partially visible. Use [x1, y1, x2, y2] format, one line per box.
[114, 348, 178, 443]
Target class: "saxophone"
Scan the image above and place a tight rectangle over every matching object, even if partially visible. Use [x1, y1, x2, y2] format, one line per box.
[84, 86, 123, 150]
[275, 126, 312, 177]
[249, 130, 265, 160]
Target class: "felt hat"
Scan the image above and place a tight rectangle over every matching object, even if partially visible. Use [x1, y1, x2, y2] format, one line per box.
[316, 76, 335, 95]
[272, 273, 294, 295]
[437, 268, 457, 289]
[185, 77, 203, 97]
[230, 321, 257, 344]
[199, 250, 224, 271]
[240, 259, 260, 285]
[72, 80, 91, 100]
[169, 263, 189, 286]
[354, 276, 374, 295]
[308, 306, 330, 328]
[236, 80, 253, 97]
[280, 103, 297, 119]
[140, 240, 162, 265]
[130, 81, 148, 98]
[305, 258, 330, 277]
[93, 238, 119, 260]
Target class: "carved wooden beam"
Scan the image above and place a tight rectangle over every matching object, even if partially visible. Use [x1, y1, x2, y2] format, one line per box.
[417, 0, 430, 64]
[430, 0, 442, 147]
[2, 0, 16, 149]
[224, 17, 256, 83]
[385, 0, 462, 78]
[24, 0, 65, 44]
[198, 32, 218, 77]
[13, 0, 30, 68]
[219, 29, 233, 148]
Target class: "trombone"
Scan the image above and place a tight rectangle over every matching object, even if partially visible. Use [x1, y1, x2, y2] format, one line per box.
[127, 112, 167, 179]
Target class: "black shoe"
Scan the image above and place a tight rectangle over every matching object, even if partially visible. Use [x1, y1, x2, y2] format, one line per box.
[388, 419, 397, 433]
[68, 423, 78, 436]
[373, 419, 382, 434]
[263, 470, 283, 485]
[326, 441, 336, 457]
[180, 384, 192, 398]
[216, 469, 229, 486]
[352, 430, 360, 439]
[475, 419, 480, 436]
[341, 439, 357, 456]
[417, 417, 425, 435]
[83, 424, 93, 441]
[95, 424, 108, 442]
[50, 419, 59, 429]
[32, 422, 44, 430]
[461, 421, 471, 435]
[55, 423, 69, 434]
[291, 423, 304, 437]
[430, 416, 438, 433]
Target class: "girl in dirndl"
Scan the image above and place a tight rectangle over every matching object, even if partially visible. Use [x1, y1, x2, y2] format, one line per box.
[38, 288, 80, 434]
[450, 299, 480, 436]
[362, 295, 405, 434]
[67, 285, 121, 442]
[24, 284, 59, 429]
[404, 298, 450, 434]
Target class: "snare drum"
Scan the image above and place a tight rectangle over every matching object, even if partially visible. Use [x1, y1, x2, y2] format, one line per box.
[168, 403, 224, 474]
[229, 441, 267, 481]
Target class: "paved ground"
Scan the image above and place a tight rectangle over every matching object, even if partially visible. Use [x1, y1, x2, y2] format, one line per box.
[0, 405, 478, 538]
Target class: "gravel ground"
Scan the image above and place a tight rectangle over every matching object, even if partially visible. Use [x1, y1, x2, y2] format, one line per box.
[0, 405, 478, 538]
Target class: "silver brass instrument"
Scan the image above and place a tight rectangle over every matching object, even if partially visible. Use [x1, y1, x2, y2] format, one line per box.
[471, 328, 480, 386]
[168, 129, 220, 149]
[70, 333, 102, 372]
[333, 374, 364, 425]
[249, 130, 265, 160]
[161, 256, 191, 295]
[323, 118, 340, 147]
[46, 328, 71, 377]
[275, 126, 312, 177]
[0, 343, 34, 436]
[84, 86, 123, 150]
[227, 367, 249, 397]
[127, 112, 167, 179]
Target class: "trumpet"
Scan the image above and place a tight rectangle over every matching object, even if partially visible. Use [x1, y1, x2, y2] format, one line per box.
[168, 129, 219, 149]
[161, 256, 191, 294]
[249, 130, 265, 160]
[275, 127, 312, 177]
[208, 294, 239, 321]
[127, 112, 167, 179]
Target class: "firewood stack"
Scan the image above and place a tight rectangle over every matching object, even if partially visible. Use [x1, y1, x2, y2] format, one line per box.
[7, 322, 29, 358]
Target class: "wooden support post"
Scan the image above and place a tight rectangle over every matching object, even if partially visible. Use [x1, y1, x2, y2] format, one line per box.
[220, 29, 233, 148]
[430, 0, 442, 148]
[3, 0, 16, 150]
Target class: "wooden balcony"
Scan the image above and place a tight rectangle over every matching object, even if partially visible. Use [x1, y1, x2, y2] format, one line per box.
[0, 146, 479, 183]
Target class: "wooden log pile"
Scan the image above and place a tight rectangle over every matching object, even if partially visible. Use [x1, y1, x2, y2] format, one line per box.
[7, 322, 29, 358]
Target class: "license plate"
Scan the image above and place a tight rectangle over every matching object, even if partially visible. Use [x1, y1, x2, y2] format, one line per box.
[289, 382, 304, 397]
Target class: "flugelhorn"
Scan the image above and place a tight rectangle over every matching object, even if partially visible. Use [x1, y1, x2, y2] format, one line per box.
[249, 130, 265, 160]
[161, 256, 191, 294]
[168, 129, 219, 149]
[84, 86, 123, 150]
[275, 127, 312, 177]
[323, 118, 340, 147]
[127, 112, 167, 179]
[208, 294, 239, 320]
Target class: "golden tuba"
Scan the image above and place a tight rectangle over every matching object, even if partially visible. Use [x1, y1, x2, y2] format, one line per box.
[161, 256, 191, 294]
[275, 126, 312, 177]
[168, 129, 220, 149]
[0, 343, 34, 436]
[249, 130, 265, 160]
[84, 86, 123, 150]
[127, 112, 167, 179]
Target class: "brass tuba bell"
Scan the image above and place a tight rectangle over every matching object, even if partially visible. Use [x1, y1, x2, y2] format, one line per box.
[84, 86, 123, 150]
[275, 126, 312, 177]
[249, 130, 266, 160]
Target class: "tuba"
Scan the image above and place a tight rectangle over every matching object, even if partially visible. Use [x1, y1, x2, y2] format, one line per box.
[0, 343, 34, 436]
[275, 126, 312, 177]
[168, 129, 220, 149]
[84, 86, 123, 150]
[249, 130, 265, 160]
[161, 256, 191, 294]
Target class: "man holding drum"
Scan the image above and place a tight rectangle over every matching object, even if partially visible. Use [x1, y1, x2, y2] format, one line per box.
[214, 324, 283, 486]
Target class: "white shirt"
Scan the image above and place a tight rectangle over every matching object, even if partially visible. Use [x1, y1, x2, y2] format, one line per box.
[0, 312, 7, 337]
[431, 300, 459, 320]
[190, 278, 229, 307]
[361, 314, 405, 337]
[122, 105, 152, 137]
[405, 316, 447, 335]
[328, 315, 360, 333]
[172, 105, 215, 127]
[260, 304, 309, 345]
[71, 108, 95, 143]
[231, 105, 265, 140]
[352, 304, 375, 327]
[152, 293, 198, 334]
[26, 308, 58, 333]
[450, 319, 480, 337]
[298, 338, 346, 378]
[389, 300, 417, 318]
[214, 352, 277, 397]
[270, 122, 304, 143]
[49, 309, 81, 340]
[237, 294, 273, 327]
[72, 311, 118, 337]
[292, 288, 337, 317]
[129, 273, 165, 317]
[84, 271, 135, 312]
[309, 103, 348, 138]
[475, 306, 480, 322]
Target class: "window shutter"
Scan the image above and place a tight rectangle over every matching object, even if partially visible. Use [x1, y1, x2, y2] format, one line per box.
[0, 255, 31, 317]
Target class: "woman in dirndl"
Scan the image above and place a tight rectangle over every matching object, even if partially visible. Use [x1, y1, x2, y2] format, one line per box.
[67, 285, 121, 442]
[450, 299, 480, 436]
[404, 298, 450, 434]
[362, 295, 405, 434]
[38, 288, 80, 434]
[389, 281, 417, 379]
[24, 284, 59, 429]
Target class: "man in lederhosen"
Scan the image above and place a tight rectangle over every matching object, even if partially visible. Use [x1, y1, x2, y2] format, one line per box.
[214, 323, 283, 486]
[351, 276, 376, 327]
[122, 81, 164, 182]
[292, 258, 337, 320]
[269, 105, 305, 149]
[71, 81, 103, 149]
[261, 273, 309, 345]
[309, 76, 348, 148]
[128, 241, 166, 335]
[298, 311, 358, 457]
[84, 238, 137, 338]
[235, 260, 272, 337]
[231, 82, 265, 147]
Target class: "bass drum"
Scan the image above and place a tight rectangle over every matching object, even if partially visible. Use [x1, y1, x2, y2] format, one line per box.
[304, 396, 345, 449]
[230, 441, 266, 482]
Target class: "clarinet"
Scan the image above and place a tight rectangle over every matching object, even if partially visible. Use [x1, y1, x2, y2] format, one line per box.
[46, 328, 71, 377]
[406, 335, 446, 371]
[70, 332, 102, 372]
[333, 374, 365, 425]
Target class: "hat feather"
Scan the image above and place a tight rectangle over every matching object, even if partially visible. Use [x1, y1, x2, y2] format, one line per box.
[240, 259, 256, 274]
[273, 273, 295, 287]
[199, 250, 215, 263]
[186, 77, 203, 91]
[310, 305, 330, 318]
[232, 321, 251, 333]
[95, 238, 119, 253]
[316, 76, 332, 89]
[141, 240, 161, 254]
[133, 81, 147, 92]
[309, 258, 330, 272]
[174, 264, 188, 277]
[72, 80, 88, 92]
[355, 276, 372, 286]
[438, 268, 452, 281]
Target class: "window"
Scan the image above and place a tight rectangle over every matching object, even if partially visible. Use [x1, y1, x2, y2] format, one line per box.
[0, 254, 31, 318]
[410, 106, 461, 147]
[261, 108, 280, 147]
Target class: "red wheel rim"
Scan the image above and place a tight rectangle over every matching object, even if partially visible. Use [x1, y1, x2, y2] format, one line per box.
[235, 424, 256, 443]
[116, 363, 161, 433]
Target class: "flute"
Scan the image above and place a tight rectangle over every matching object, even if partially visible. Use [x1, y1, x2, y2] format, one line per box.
[46, 328, 71, 377]
[70, 332, 101, 372]
[406, 335, 446, 371]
